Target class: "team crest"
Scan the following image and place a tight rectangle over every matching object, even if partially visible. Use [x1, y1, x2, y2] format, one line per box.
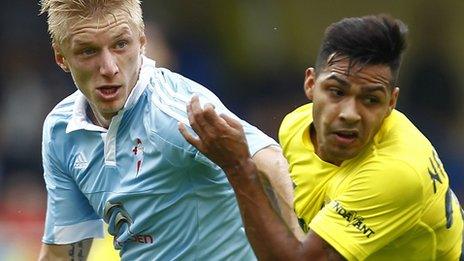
[132, 138, 144, 176]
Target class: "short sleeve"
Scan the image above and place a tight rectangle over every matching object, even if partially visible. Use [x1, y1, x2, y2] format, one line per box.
[42, 124, 103, 244]
[309, 160, 424, 260]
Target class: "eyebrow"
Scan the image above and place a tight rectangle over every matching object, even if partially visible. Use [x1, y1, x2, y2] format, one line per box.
[72, 39, 93, 47]
[71, 28, 131, 47]
[325, 74, 350, 88]
[324, 74, 388, 94]
[361, 85, 387, 94]
[112, 30, 131, 40]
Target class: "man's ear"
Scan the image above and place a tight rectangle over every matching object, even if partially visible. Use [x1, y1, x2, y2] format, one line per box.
[52, 43, 70, 73]
[387, 87, 400, 115]
[139, 32, 147, 55]
[304, 68, 316, 101]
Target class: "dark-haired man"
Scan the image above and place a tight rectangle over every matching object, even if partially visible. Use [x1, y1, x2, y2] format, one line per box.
[180, 14, 463, 260]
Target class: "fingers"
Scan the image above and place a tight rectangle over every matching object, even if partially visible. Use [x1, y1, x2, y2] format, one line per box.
[180, 96, 252, 169]
[178, 122, 204, 151]
[188, 95, 228, 136]
[186, 96, 199, 130]
[187, 96, 209, 135]
[203, 105, 228, 130]
[221, 114, 243, 130]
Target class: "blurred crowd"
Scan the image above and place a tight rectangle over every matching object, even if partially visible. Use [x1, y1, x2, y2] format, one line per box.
[0, 1, 463, 260]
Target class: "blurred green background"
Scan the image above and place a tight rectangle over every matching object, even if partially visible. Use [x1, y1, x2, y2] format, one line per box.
[0, 1, 462, 260]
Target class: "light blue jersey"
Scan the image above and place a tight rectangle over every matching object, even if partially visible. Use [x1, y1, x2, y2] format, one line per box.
[42, 56, 277, 260]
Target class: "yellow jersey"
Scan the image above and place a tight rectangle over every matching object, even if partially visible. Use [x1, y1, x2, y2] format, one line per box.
[87, 227, 120, 260]
[279, 103, 463, 260]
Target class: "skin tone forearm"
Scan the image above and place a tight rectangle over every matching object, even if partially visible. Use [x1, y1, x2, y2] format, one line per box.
[178, 96, 344, 260]
[224, 159, 344, 260]
[224, 158, 308, 260]
[252, 146, 306, 240]
[38, 239, 93, 261]
[178, 98, 305, 259]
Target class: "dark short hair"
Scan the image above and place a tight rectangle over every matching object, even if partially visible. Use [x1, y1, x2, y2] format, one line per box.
[315, 14, 408, 85]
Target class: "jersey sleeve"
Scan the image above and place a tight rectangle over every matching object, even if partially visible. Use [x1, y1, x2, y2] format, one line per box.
[278, 103, 311, 158]
[42, 123, 103, 244]
[309, 160, 424, 260]
[152, 69, 278, 166]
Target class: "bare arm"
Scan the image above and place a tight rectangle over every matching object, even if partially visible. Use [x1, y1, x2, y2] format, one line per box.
[217, 157, 343, 260]
[252, 146, 306, 240]
[178, 96, 345, 260]
[38, 239, 93, 261]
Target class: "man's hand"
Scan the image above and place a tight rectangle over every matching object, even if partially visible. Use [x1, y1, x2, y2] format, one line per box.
[178, 96, 344, 260]
[178, 95, 251, 172]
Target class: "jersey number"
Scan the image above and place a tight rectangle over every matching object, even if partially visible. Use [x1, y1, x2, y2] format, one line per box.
[428, 149, 454, 229]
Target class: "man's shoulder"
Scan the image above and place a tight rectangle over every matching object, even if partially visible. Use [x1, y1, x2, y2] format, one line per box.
[149, 67, 219, 105]
[373, 110, 434, 169]
[360, 121, 427, 185]
[141, 63, 223, 166]
[358, 154, 421, 181]
[347, 156, 425, 208]
[281, 103, 312, 125]
[43, 91, 79, 134]
[377, 109, 430, 146]
[147, 65, 222, 130]
[146, 65, 192, 94]
[140, 73, 197, 161]
[279, 103, 312, 144]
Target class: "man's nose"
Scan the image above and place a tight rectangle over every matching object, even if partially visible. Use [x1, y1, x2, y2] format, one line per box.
[99, 49, 119, 77]
[339, 98, 361, 124]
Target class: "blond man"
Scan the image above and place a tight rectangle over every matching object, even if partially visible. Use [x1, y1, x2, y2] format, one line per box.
[38, 0, 300, 260]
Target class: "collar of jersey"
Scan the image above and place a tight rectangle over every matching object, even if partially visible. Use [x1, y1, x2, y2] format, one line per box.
[66, 55, 155, 133]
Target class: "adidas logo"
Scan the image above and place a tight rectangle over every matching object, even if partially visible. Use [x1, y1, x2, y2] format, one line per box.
[74, 153, 88, 169]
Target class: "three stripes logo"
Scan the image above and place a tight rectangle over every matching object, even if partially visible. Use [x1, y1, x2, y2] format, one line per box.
[74, 153, 88, 169]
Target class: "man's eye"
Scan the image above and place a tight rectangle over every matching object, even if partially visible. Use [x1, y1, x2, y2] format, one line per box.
[364, 96, 380, 104]
[81, 48, 96, 56]
[329, 88, 344, 97]
[115, 40, 128, 49]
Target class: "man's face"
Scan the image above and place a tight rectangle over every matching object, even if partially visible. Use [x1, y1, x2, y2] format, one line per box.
[304, 58, 399, 166]
[53, 12, 146, 120]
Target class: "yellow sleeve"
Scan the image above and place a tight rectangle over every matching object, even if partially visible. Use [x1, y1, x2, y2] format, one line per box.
[278, 114, 291, 155]
[309, 160, 424, 260]
[88, 229, 120, 261]
[278, 103, 311, 156]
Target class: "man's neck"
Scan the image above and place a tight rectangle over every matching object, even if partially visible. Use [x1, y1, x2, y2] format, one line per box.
[309, 123, 342, 166]
[86, 104, 113, 129]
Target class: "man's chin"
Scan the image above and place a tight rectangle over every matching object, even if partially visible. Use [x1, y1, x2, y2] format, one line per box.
[97, 105, 123, 117]
[331, 148, 360, 162]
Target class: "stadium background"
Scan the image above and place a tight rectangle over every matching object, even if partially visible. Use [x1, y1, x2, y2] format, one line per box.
[0, 0, 463, 260]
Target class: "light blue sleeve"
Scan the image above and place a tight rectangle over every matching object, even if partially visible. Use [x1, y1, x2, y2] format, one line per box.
[41, 121, 103, 244]
[157, 69, 278, 157]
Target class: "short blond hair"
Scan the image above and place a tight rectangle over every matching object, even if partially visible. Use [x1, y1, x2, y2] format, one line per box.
[39, 0, 145, 44]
